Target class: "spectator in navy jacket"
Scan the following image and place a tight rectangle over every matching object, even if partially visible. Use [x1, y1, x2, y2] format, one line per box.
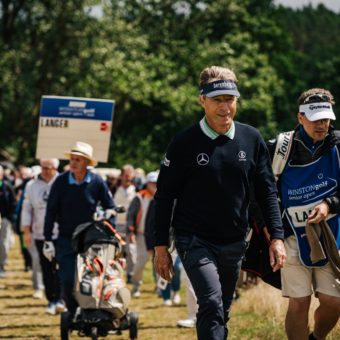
[0, 165, 16, 278]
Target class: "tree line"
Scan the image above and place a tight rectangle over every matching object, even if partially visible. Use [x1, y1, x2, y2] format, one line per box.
[1, 0, 339, 170]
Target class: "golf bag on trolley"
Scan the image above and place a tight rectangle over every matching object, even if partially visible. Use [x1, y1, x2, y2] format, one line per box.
[60, 217, 138, 340]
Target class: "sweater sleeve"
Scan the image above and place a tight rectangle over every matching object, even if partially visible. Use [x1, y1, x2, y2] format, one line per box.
[96, 177, 115, 226]
[98, 177, 115, 210]
[126, 196, 141, 234]
[253, 137, 284, 240]
[21, 182, 33, 229]
[44, 178, 61, 241]
[154, 136, 187, 246]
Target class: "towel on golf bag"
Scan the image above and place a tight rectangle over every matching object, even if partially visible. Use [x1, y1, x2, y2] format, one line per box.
[72, 221, 131, 318]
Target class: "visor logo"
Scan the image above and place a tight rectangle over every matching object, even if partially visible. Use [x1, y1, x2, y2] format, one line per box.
[213, 80, 235, 89]
[309, 104, 331, 110]
[197, 153, 209, 166]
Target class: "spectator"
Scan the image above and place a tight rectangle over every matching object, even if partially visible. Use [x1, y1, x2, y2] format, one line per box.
[114, 164, 136, 282]
[127, 171, 158, 297]
[133, 168, 146, 191]
[0, 165, 17, 278]
[13, 165, 33, 272]
[20, 164, 44, 299]
[106, 169, 121, 196]
[21, 158, 64, 314]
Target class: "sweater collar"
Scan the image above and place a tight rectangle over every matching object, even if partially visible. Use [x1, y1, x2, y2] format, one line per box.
[199, 117, 235, 140]
[68, 171, 92, 185]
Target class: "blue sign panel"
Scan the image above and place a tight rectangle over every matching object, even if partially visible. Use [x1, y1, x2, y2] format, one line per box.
[40, 96, 115, 121]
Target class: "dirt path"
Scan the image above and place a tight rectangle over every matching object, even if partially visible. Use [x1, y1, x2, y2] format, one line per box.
[0, 237, 194, 340]
[1, 237, 339, 340]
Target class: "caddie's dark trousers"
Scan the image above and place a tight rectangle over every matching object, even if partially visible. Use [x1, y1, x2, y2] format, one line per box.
[35, 239, 61, 303]
[175, 234, 247, 340]
[55, 237, 78, 315]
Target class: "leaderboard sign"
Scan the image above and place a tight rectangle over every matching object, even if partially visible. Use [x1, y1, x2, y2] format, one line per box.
[36, 96, 115, 163]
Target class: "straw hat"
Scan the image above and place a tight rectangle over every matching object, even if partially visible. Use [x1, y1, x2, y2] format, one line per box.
[64, 141, 97, 167]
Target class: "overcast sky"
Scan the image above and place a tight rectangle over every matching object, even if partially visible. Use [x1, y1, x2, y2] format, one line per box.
[274, 0, 340, 12]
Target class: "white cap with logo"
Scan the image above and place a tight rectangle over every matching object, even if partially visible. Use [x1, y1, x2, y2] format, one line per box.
[299, 102, 336, 122]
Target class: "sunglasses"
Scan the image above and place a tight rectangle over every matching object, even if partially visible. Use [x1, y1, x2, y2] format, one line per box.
[303, 94, 331, 104]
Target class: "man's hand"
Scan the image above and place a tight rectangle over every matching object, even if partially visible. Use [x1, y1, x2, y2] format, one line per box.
[43, 241, 55, 262]
[308, 201, 329, 224]
[154, 245, 174, 281]
[104, 209, 117, 220]
[269, 239, 286, 272]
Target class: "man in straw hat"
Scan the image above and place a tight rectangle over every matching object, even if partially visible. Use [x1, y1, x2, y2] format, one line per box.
[43, 141, 115, 318]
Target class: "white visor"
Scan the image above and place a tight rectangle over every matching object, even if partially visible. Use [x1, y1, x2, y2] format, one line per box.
[299, 102, 336, 121]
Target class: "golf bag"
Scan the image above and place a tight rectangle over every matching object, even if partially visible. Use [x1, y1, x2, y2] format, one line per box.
[72, 220, 131, 318]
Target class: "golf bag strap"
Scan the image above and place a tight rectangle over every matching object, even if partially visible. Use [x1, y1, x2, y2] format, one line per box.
[103, 220, 126, 245]
[272, 130, 294, 182]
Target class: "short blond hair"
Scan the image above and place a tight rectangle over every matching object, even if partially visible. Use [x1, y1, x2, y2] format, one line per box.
[199, 66, 238, 87]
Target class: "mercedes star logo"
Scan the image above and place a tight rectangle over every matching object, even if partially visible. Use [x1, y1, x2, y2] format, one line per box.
[197, 153, 209, 166]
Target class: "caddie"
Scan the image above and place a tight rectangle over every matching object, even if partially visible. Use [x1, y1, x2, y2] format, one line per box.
[43, 141, 115, 320]
[267, 88, 340, 340]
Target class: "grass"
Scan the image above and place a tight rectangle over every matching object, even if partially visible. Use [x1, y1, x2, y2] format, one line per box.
[0, 237, 339, 339]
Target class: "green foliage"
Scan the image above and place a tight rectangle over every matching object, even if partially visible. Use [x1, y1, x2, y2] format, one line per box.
[0, 0, 339, 169]
[274, 4, 340, 130]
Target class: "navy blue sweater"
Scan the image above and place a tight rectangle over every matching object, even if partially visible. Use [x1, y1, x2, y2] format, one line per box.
[154, 121, 283, 245]
[44, 171, 114, 241]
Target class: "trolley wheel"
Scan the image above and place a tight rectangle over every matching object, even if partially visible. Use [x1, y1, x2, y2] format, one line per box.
[91, 326, 98, 340]
[129, 312, 138, 340]
[60, 311, 71, 340]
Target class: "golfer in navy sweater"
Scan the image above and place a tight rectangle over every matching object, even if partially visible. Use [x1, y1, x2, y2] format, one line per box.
[154, 66, 286, 339]
[43, 141, 115, 317]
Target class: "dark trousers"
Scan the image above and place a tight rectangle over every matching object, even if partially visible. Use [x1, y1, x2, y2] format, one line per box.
[35, 239, 61, 303]
[175, 234, 247, 340]
[19, 232, 32, 270]
[55, 237, 78, 314]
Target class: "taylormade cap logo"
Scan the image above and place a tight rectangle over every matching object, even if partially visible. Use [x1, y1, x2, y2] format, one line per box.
[309, 104, 331, 110]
